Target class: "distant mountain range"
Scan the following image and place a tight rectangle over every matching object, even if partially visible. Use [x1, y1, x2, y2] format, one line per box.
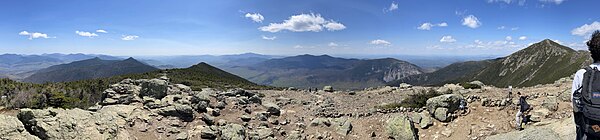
[390, 39, 592, 87]
[0, 53, 122, 80]
[222, 54, 424, 89]
[23, 57, 158, 83]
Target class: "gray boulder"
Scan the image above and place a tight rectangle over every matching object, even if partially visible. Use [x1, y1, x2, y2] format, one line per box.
[419, 114, 433, 129]
[542, 96, 559, 111]
[426, 94, 463, 121]
[399, 83, 413, 89]
[264, 103, 281, 116]
[221, 124, 245, 140]
[323, 86, 334, 92]
[385, 115, 417, 140]
[0, 115, 39, 140]
[17, 108, 129, 140]
[141, 79, 169, 99]
[157, 104, 194, 121]
[434, 107, 450, 122]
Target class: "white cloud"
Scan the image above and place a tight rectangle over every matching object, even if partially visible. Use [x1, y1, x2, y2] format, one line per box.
[440, 36, 457, 43]
[261, 35, 276, 40]
[259, 13, 346, 32]
[488, 0, 512, 4]
[572, 21, 600, 36]
[519, 36, 527, 40]
[370, 39, 391, 46]
[75, 31, 98, 37]
[487, 0, 527, 5]
[462, 15, 481, 28]
[539, 0, 565, 5]
[121, 35, 139, 41]
[511, 27, 519, 31]
[96, 29, 107, 33]
[466, 39, 522, 49]
[438, 22, 448, 27]
[388, 2, 399, 12]
[417, 22, 447, 30]
[417, 23, 433, 30]
[498, 26, 506, 30]
[328, 42, 339, 47]
[18, 31, 52, 40]
[505, 36, 512, 41]
[324, 22, 346, 31]
[245, 13, 264, 23]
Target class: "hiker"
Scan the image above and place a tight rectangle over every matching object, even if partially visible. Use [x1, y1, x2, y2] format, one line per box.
[572, 30, 600, 140]
[458, 98, 469, 115]
[515, 92, 530, 130]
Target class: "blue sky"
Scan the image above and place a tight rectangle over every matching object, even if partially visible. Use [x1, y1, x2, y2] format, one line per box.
[1, 0, 599, 56]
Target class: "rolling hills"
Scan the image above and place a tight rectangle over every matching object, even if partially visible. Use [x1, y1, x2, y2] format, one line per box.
[23, 57, 159, 83]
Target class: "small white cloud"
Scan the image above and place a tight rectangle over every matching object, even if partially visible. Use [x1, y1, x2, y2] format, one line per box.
[370, 39, 391, 46]
[519, 36, 527, 40]
[498, 26, 506, 30]
[572, 21, 600, 36]
[18, 31, 52, 40]
[462, 15, 481, 28]
[293, 45, 304, 49]
[511, 27, 519, 31]
[438, 22, 448, 27]
[388, 2, 399, 12]
[440, 36, 457, 43]
[121, 35, 139, 41]
[75, 31, 98, 38]
[324, 21, 346, 31]
[245, 13, 264, 23]
[328, 42, 339, 47]
[487, 0, 512, 4]
[259, 13, 345, 32]
[539, 0, 565, 5]
[417, 23, 433, 30]
[505, 36, 512, 41]
[417, 22, 448, 30]
[261, 35, 276, 40]
[96, 29, 108, 33]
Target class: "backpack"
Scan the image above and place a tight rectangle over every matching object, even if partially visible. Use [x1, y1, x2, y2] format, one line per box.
[519, 97, 530, 112]
[574, 66, 600, 137]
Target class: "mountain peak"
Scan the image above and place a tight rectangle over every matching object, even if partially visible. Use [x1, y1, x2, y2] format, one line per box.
[525, 39, 574, 53]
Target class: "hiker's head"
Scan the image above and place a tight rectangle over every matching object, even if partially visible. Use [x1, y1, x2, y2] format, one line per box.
[587, 30, 600, 62]
[517, 92, 521, 95]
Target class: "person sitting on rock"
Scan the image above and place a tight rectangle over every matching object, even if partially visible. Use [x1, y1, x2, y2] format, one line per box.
[515, 92, 530, 130]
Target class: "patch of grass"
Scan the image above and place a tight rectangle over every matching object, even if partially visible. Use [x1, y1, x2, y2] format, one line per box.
[460, 82, 481, 89]
[398, 89, 442, 108]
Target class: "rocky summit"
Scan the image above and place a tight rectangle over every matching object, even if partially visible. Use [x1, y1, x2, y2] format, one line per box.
[0, 75, 579, 140]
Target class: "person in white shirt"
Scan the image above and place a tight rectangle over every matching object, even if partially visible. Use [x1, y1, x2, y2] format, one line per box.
[572, 30, 600, 140]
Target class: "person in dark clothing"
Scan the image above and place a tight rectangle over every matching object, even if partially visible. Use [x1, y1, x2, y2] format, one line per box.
[515, 92, 530, 130]
[572, 30, 600, 140]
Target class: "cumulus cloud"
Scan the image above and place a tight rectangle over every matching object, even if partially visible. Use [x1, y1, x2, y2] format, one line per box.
[417, 22, 448, 30]
[572, 21, 600, 36]
[440, 36, 457, 43]
[261, 35, 276, 40]
[370, 39, 391, 46]
[539, 0, 565, 5]
[462, 15, 481, 28]
[259, 13, 346, 32]
[75, 31, 98, 37]
[96, 29, 108, 33]
[519, 36, 527, 40]
[121, 35, 139, 41]
[245, 13, 264, 23]
[498, 26, 506, 30]
[505, 36, 512, 41]
[18, 31, 52, 40]
[324, 22, 346, 31]
[487, 0, 527, 5]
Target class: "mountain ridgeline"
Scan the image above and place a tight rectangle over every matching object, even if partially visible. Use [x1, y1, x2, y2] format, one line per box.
[1, 61, 268, 109]
[223, 54, 424, 89]
[23, 57, 159, 83]
[390, 39, 592, 87]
